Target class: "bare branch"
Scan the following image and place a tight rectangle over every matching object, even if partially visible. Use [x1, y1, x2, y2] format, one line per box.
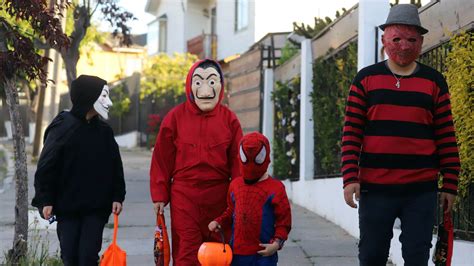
[91, 1, 100, 17]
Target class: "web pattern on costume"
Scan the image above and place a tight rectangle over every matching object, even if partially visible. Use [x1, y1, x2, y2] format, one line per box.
[232, 184, 269, 244]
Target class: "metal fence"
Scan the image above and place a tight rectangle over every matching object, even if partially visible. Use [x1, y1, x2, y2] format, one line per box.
[418, 42, 451, 73]
[442, 185, 474, 241]
[312, 42, 357, 179]
[420, 38, 474, 241]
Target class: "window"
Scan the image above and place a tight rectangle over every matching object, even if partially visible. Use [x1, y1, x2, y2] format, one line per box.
[235, 0, 249, 32]
[158, 14, 167, 53]
[147, 14, 167, 55]
[211, 7, 216, 36]
[147, 19, 159, 55]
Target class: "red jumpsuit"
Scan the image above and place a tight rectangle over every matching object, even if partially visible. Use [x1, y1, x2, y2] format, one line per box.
[150, 59, 243, 265]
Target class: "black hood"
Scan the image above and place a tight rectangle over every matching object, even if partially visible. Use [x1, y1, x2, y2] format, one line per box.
[70, 75, 107, 119]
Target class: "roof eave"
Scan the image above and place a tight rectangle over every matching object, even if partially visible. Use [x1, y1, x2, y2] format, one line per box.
[145, 0, 161, 15]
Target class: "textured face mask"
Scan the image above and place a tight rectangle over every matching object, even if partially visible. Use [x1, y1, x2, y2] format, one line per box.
[239, 132, 271, 185]
[93, 85, 113, 120]
[382, 25, 423, 66]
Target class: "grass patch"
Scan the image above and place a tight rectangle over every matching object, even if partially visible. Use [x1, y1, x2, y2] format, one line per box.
[104, 223, 114, 229]
[2, 217, 63, 265]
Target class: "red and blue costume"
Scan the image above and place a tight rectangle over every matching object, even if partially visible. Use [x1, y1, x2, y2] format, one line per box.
[214, 132, 292, 266]
[150, 59, 243, 265]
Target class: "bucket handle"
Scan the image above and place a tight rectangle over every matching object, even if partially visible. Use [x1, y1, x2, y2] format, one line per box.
[208, 229, 227, 253]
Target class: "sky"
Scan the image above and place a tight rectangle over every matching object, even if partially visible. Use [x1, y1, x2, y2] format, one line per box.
[117, 0, 156, 34]
[95, 0, 155, 35]
[110, 0, 360, 34]
[96, 0, 433, 35]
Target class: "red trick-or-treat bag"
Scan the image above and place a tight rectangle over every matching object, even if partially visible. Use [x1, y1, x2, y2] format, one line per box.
[433, 206, 453, 266]
[101, 214, 127, 266]
[154, 213, 170, 266]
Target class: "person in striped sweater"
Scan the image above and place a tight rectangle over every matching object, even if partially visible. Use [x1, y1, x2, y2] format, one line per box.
[341, 4, 460, 266]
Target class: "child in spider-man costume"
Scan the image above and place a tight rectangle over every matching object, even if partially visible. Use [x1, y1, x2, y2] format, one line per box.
[209, 132, 292, 266]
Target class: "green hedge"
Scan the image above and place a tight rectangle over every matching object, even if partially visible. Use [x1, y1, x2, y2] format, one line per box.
[311, 42, 357, 176]
[272, 76, 300, 180]
[444, 31, 474, 198]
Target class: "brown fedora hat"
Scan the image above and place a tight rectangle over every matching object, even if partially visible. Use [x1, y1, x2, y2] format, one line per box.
[379, 4, 428, 35]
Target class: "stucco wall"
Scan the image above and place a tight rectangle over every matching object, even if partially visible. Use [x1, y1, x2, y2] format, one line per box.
[215, 0, 255, 59]
[147, 1, 186, 55]
[184, 0, 211, 43]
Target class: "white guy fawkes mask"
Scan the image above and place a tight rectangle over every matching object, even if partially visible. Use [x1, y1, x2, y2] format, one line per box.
[93, 85, 113, 120]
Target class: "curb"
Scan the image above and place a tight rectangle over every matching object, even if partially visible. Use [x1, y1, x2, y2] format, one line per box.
[0, 143, 15, 194]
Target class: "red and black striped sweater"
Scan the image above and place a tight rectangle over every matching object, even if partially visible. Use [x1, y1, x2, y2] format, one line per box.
[341, 61, 460, 195]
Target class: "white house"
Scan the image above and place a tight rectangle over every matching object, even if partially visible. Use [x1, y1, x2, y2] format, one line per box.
[145, 0, 336, 60]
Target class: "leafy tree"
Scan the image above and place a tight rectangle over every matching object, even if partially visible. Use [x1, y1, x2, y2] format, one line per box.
[109, 81, 131, 133]
[36, 0, 135, 89]
[29, 0, 134, 157]
[65, 1, 108, 64]
[0, 3, 105, 120]
[141, 53, 198, 113]
[277, 42, 299, 65]
[0, 0, 70, 261]
[293, 17, 332, 39]
[292, 8, 350, 39]
[391, 0, 422, 8]
[140, 53, 198, 142]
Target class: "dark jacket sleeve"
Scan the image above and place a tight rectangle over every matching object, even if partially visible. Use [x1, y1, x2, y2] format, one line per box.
[32, 117, 65, 207]
[111, 136, 126, 203]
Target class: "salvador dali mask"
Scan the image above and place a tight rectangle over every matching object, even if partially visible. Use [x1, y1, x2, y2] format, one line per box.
[191, 67, 222, 112]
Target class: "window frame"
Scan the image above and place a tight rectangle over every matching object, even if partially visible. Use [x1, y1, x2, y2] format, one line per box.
[234, 0, 249, 32]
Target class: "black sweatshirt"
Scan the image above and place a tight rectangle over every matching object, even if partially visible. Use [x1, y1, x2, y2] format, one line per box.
[32, 75, 126, 217]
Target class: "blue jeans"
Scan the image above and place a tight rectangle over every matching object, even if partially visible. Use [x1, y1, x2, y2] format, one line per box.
[358, 190, 437, 266]
[231, 253, 278, 266]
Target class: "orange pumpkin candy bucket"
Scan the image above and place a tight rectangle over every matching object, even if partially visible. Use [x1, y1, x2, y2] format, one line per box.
[198, 230, 233, 266]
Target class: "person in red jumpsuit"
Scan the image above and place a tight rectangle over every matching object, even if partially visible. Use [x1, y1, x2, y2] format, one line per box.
[150, 59, 243, 265]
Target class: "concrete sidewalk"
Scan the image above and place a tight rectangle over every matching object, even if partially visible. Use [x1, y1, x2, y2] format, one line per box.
[280, 204, 358, 265]
[0, 145, 358, 265]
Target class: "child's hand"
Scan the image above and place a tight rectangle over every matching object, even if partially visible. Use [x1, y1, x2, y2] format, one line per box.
[112, 202, 122, 215]
[208, 221, 221, 232]
[257, 242, 279, 257]
[42, 206, 53, 220]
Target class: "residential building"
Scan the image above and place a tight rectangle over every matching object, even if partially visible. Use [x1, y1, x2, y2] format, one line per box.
[145, 0, 327, 60]
[76, 34, 147, 83]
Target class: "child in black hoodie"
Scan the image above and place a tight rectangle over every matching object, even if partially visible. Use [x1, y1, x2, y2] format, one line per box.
[32, 75, 126, 266]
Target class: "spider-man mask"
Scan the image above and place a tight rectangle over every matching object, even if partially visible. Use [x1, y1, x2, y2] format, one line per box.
[239, 132, 271, 185]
